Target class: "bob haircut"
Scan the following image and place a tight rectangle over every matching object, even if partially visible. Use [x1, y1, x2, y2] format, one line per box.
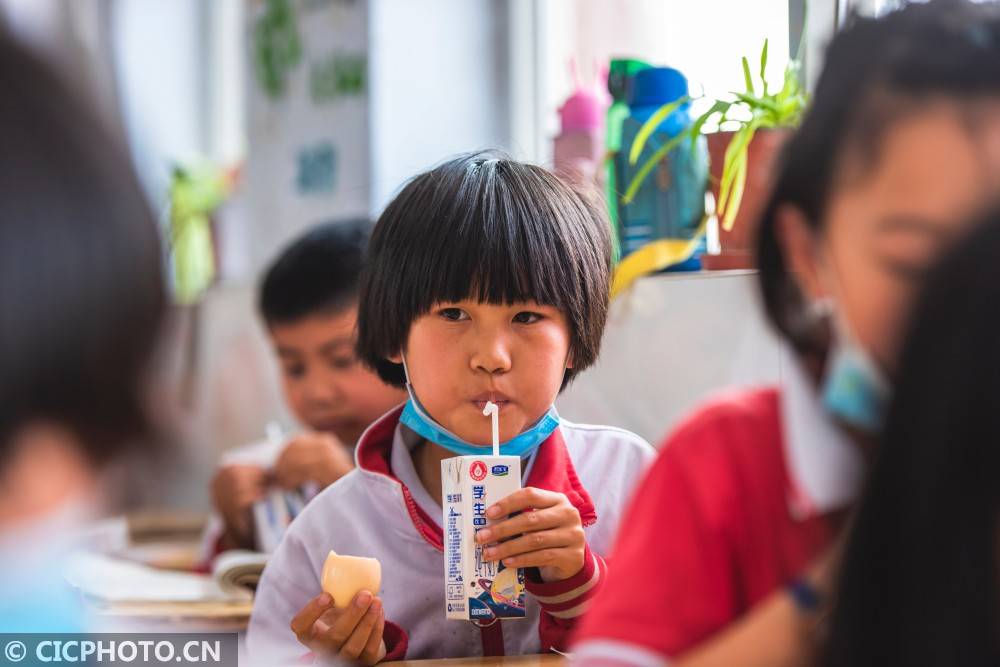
[357, 150, 612, 388]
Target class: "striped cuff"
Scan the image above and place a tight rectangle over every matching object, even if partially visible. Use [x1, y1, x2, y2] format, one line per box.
[297, 620, 407, 663]
[382, 620, 408, 660]
[525, 544, 606, 620]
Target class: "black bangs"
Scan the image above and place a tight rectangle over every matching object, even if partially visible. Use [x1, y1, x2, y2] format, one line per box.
[357, 151, 612, 388]
[413, 157, 580, 309]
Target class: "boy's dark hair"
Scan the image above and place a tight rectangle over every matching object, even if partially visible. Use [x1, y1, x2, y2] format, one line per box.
[357, 150, 612, 388]
[757, 0, 1000, 360]
[0, 32, 165, 464]
[259, 219, 373, 325]
[823, 205, 1000, 667]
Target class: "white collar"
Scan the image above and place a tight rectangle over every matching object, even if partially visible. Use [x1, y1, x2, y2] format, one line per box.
[780, 353, 865, 519]
[389, 424, 443, 521]
[387, 422, 540, 522]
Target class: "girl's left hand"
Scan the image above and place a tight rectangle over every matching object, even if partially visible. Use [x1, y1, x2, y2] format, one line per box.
[474, 487, 585, 582]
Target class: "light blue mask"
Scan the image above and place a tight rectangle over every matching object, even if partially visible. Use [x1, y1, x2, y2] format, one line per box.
[821, 321, 891, 433]
[398, 356, 560, 458]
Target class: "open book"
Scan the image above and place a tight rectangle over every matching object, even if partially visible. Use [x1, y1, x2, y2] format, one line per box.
[211, 549, 268, 595]
[66, 549, 267, 604]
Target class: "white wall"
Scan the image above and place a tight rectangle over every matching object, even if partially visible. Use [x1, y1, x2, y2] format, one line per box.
[558, 271, 783, 445]
[112, 0, 208, 211]
[236, 0, 371, 277]
[227, 0, 520, 276]
[368, 0, 512, 211]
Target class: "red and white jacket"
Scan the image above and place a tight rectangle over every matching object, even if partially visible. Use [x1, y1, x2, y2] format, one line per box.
[570, 359, 864, 665]
[246, 405, 653, 663]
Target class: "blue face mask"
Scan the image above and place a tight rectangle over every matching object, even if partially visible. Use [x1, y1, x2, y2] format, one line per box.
[821, 316, 891, 433]
[397, 356, 560, 458]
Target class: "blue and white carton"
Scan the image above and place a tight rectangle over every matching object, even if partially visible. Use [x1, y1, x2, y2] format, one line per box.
[442, 454, 526, 622]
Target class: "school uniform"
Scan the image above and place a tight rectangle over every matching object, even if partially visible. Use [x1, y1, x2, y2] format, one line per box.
[246, 405, 654, 663]
[571, 359, 864, 666]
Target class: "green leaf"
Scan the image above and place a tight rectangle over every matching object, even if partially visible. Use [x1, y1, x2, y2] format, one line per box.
[689, 100, 732, 159]
[759, 39, 769, 96]
[715, 131, 742, 215]
[691, 100, 733, 137]
[716, 152, 737, 217]
[621, 132, 689, 204]
[742, 56, 755, 96]
[717, 122, 757, 214]
[777, 95, 806, 124]
[771, 64, 807, 125]
[722, 149, 748, 231]
[751, 103, 781, 129]
[777, 64, 803, 102]
[628, 96, 689, 165]
[732, 91, 781, 115]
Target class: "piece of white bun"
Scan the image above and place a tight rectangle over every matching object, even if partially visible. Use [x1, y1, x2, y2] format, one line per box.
[320, 550, 382, 608]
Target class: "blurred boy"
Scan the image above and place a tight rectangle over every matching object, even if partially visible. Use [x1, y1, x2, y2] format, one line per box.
[209, 220, 406, 552]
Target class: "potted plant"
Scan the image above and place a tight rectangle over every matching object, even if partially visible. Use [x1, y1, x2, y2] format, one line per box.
[623, 40, 807, 270]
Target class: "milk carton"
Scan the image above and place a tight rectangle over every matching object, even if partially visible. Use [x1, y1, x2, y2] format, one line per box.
[442, 454, 526, 622]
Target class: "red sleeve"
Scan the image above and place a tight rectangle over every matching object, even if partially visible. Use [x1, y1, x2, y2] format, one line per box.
[570, 427, 739, 664]
[524, 543, 607, 652]
[297, 619, 408, 664]
[192, 533, 227, 574]
[381, 620, 408, 661]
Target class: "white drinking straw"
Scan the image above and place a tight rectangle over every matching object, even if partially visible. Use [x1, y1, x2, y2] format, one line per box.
[483, 401, 500, 456]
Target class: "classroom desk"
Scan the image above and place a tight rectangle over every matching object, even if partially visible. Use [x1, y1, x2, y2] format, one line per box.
[396, 656, 564, 666]
[90, 600, 253, 633]
[81, 521, 254, 633]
